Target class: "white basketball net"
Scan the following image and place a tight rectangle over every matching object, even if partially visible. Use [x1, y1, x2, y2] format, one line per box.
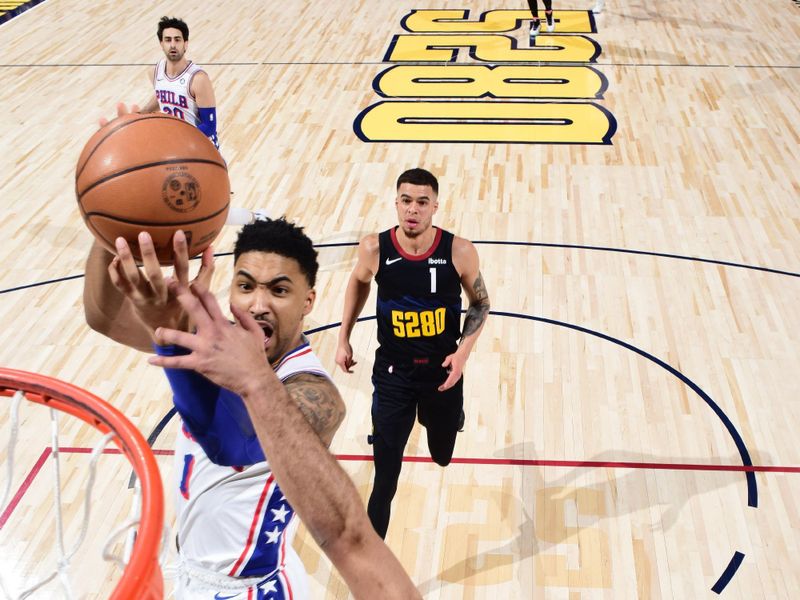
[0, 390, 168, 599]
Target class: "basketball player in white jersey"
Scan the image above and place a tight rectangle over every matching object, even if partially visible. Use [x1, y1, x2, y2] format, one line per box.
[83, 220, 418, 598]
[115, 18, 261, 226]
[138, 16, 219, 148]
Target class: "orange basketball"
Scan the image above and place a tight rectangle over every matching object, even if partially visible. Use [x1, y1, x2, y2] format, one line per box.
[75, 112, 230, 264]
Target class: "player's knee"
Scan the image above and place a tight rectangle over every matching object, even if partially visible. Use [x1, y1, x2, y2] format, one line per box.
[373, 477, 399, 497]
[431, 452, 453, 467]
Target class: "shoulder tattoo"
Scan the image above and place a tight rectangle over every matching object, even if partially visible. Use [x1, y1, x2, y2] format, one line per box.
[285, 373, 346, 443]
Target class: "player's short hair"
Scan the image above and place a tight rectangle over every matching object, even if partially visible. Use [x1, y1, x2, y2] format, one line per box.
[157, 16, 189, 41]
[234, 217, 319, 288]
[396, 168, 438, 195]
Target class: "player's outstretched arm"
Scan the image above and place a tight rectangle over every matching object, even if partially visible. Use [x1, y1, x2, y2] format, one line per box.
[439, 237, 491, 391]
[335, 234, 379, 373]
[149, 280, 421, 600]
[83, 240, 154, 353]
[83, 230, 214, 352]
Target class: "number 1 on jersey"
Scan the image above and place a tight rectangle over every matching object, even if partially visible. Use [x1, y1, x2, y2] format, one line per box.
[429, 267, 437, 293]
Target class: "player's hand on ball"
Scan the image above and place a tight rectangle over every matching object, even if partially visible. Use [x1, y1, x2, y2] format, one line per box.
[107, 230, 213, 340]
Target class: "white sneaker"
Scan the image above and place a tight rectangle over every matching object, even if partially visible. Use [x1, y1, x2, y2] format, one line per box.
[593, 0, 604, 14]
[530, 19, 541, 42]
[546, 12, 555, 32]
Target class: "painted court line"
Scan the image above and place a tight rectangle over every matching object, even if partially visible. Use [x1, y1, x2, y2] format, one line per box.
[3, 446, 798, 530]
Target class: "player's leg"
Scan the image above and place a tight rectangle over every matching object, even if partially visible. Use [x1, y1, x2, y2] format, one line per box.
[543, 0, 555, 32]
[420, 376, 464, 467]
[527, 0, 541, 39]
[367, 368, 417, 539]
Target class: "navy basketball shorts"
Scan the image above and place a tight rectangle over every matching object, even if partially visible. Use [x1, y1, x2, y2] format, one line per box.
[370, 359, 464, 450]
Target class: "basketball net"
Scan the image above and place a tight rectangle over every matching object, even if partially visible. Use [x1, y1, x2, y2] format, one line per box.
[0, 369, 164, 599]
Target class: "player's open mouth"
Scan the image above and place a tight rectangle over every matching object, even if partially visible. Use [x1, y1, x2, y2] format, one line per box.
[257, 322, 274, 346]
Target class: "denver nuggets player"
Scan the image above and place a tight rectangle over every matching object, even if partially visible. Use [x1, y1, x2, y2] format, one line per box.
[335, 168, 491, 539]
[138, 16, 219, 148]
[83, 219, 346, 598]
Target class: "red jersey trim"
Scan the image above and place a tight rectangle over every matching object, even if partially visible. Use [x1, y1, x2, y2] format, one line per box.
[280, 567, 295, 600]
[272, 345, 313, 372]
[390, 226, 442, 261]
[278, 520, 295, 600]
[162, 59, 195, 82]
[228, 474, 276, 576]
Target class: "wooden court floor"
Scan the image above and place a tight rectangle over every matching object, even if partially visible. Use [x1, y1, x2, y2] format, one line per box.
[0, 0, 798, 598]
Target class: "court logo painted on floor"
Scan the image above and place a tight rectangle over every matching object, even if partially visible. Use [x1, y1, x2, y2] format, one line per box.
[354, 9, 617, 145]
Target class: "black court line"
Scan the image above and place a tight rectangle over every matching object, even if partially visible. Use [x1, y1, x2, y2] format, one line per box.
[713, 552, 746, 594]
[1, 61, 798, 69]
[1, 241, 797, 296]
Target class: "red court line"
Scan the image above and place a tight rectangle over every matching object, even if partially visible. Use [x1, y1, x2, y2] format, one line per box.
[58, 447, 174, 456]
[335, 454, 800, 473]
[0, 447, 172, 531]
[0, 447, 50, 529]
[4, 448, 799, 531]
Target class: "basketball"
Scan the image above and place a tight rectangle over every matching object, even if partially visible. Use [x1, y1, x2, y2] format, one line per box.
[75, 112, 230, 264]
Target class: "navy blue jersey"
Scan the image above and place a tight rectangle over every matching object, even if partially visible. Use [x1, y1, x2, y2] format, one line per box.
[374, 227, 462, 363]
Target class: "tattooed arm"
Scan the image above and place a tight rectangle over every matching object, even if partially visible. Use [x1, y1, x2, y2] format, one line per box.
[438, 237, 491, 392]
[284, 372, 346, 447]
[149, 281, 421, 600]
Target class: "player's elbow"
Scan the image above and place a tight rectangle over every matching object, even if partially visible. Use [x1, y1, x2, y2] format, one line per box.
[320, 518, 422, 600]
[83, 305, 154, 353]
[84, 301, 111, 336]
[313, 509, 371, 559]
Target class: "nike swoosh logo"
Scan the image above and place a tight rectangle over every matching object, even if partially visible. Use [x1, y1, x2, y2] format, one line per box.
[214, 594, 238, 600]
[385, 257, 402, 265]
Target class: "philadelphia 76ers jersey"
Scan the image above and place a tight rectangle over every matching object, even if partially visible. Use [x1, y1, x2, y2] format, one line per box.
[155, 339, 330, 594]
[153, 58, 204, 126]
